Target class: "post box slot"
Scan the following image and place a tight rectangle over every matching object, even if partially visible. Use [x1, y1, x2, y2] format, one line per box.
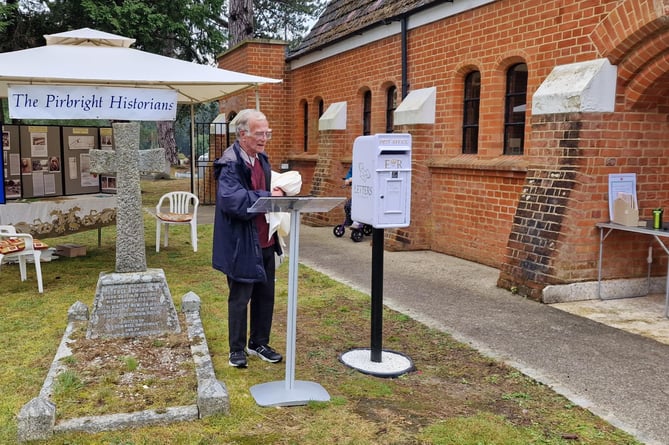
[379, 150, 409, 155]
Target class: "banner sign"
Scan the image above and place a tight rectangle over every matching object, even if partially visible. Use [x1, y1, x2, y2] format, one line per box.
[8, 85, 177, 121]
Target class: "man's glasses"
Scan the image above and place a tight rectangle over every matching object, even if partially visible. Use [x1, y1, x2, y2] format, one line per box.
[252, 130, 273, 140]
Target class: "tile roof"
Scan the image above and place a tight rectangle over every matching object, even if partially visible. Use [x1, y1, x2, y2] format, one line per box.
[287, 0, 449, 60]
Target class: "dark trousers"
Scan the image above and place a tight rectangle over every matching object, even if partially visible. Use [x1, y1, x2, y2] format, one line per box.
[227, 247, 276, 352]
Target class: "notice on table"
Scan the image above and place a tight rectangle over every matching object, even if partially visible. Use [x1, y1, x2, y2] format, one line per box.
[608, 173, 637, 220]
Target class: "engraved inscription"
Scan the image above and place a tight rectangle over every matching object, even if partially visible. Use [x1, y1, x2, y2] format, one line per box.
[87, 271, 180, 339]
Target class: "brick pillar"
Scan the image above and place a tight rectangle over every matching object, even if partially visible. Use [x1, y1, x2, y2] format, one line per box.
[498, 114, 585, 300]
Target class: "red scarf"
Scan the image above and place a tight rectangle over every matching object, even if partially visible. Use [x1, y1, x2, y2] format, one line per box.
[249, 159, 273, 248]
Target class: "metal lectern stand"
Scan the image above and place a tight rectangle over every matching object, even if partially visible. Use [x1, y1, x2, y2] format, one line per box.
[247, 196, 345, 407]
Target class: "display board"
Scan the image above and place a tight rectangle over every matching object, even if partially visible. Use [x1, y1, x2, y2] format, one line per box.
[2, 124, 116, 199]
[19, 125, 63, 198]
[62, 126, 101, 195]
[99, 127, 116, 194]
[2, 125, 21, 200]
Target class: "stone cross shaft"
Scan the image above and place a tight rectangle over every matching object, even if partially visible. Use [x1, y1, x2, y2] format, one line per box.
[89, 122, 165, 273]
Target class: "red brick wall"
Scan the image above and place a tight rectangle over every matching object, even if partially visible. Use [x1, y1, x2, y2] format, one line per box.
[217, 0, 669, 299]
[217, 40, 291, 171]
[499, 108, 669, 300]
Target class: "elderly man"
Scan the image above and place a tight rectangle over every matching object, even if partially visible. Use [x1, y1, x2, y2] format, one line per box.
[212, 109, 286, 368]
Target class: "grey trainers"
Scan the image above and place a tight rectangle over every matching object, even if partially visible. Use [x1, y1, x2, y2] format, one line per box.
[229, 350, 247, 368]
[246, 344, 282, 363]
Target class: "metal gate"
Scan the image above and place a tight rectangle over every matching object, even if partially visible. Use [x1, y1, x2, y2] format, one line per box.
[192, 122, 230, 205]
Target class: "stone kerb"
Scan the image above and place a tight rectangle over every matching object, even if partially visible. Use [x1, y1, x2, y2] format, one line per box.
[16, 294, 228, 442]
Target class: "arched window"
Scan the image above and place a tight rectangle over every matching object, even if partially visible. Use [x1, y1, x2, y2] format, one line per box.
[302, 101, 308, 152]
[504, 63, 528, 155]
[318, 98, 324, 117]
[462, 71, 480, 154]
[363, 90, 372, 135]
[386, 86, 397, 133]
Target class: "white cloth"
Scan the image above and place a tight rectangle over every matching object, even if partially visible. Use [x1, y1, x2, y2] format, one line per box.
[0, 194, 117, 237]
[267, 171, 302, 249]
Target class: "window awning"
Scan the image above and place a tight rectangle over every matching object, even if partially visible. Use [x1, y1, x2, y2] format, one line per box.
[532, 58, 617, 115]
[394, 87, 436, 125]
[319, 101, 347, 130]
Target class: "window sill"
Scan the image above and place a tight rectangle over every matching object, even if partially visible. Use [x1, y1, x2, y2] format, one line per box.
[428, 155, 528, 173]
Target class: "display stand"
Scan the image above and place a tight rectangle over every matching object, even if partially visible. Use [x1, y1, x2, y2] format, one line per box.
[339, 228, 415, 377]
[247, 196, 345, 406]
[596, 221, 669, 318]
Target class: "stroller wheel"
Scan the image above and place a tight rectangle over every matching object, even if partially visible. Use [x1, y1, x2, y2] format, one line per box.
[351, 229, 364, 242]
[362, 224, 373, 236]
[333, 225, 345, 237]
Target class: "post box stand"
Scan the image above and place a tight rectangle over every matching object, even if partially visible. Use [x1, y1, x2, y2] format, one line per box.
[247, 196, 345, 406]
[339, 134, 415, 377]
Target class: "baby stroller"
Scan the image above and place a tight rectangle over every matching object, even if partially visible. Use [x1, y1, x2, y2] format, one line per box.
[333, 198, 373, 242]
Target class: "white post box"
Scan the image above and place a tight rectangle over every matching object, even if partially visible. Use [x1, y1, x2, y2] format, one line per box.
[351, 133, 411, 228]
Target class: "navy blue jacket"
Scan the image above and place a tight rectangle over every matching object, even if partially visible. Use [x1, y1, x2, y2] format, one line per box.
[212, 141, 282, 283]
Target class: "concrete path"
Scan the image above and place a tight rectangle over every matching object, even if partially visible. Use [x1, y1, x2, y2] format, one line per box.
[295, 225, 669, 445]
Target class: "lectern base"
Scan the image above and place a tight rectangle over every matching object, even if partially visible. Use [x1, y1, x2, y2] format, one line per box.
[250, 380, 330, 407]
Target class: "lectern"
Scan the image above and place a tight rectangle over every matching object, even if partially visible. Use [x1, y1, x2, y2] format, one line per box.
[247, 196, 345, 406]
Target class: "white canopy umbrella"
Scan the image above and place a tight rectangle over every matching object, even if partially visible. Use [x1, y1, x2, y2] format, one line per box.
[0, 28, 281, 104]
[0, 28, 281, 203]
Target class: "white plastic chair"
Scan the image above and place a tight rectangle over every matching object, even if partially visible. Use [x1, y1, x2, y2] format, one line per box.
[0, 225, 44, 293]
[155, 191, 199, 252]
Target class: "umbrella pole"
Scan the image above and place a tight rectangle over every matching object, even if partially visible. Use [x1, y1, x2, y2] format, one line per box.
[190, 103, 195, 194]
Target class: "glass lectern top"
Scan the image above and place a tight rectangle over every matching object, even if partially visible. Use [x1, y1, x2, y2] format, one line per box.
[248, 197, 346, 214]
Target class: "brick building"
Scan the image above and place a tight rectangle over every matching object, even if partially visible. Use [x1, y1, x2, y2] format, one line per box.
[215, 0, 669, 302]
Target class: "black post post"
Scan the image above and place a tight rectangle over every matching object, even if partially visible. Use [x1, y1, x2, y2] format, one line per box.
[371, 227, 384, 362]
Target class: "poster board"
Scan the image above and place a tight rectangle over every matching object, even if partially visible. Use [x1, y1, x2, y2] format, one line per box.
[2, 124, 21, 201]
[19, 125, 63, 198]
[99, 127, 116, 194]
[62, 126, 101, 195]
[608, 173, 637, 222]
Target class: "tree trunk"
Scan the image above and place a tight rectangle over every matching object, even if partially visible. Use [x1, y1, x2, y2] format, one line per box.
[157, 121, 178, 175]
[229, 0, 254, 47]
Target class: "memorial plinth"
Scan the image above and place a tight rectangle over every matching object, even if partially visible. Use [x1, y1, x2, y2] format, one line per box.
[86, 268, 180, 339]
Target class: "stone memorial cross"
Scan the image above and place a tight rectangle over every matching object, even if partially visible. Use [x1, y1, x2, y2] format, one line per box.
[86, 121, 180, 339]
[89, 122, 165, 273]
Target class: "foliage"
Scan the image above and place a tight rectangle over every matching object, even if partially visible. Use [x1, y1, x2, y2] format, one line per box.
[174, 102, 220, 156]
[253, 0, 326, 49]
[1, 0, 228, 63]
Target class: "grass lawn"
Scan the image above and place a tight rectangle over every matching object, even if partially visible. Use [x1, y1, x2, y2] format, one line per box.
[0, 178, 642, 445]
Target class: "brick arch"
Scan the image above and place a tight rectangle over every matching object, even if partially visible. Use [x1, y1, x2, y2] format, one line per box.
[452, 63, 483, 104]
[591, 0, 668, 64]
[626, 53, 669, 108]
[379, 80, 396, 93]
[356, 85, 371, 96]
[455, 62, 483, 78]
[591, 0, 669, 108]
[617, 32, 669, 84]
[310, 95, 326, 115]
[494, 53, 529, 74]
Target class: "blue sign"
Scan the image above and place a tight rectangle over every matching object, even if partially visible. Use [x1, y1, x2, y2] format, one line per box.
[8, 85, 177, 121]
